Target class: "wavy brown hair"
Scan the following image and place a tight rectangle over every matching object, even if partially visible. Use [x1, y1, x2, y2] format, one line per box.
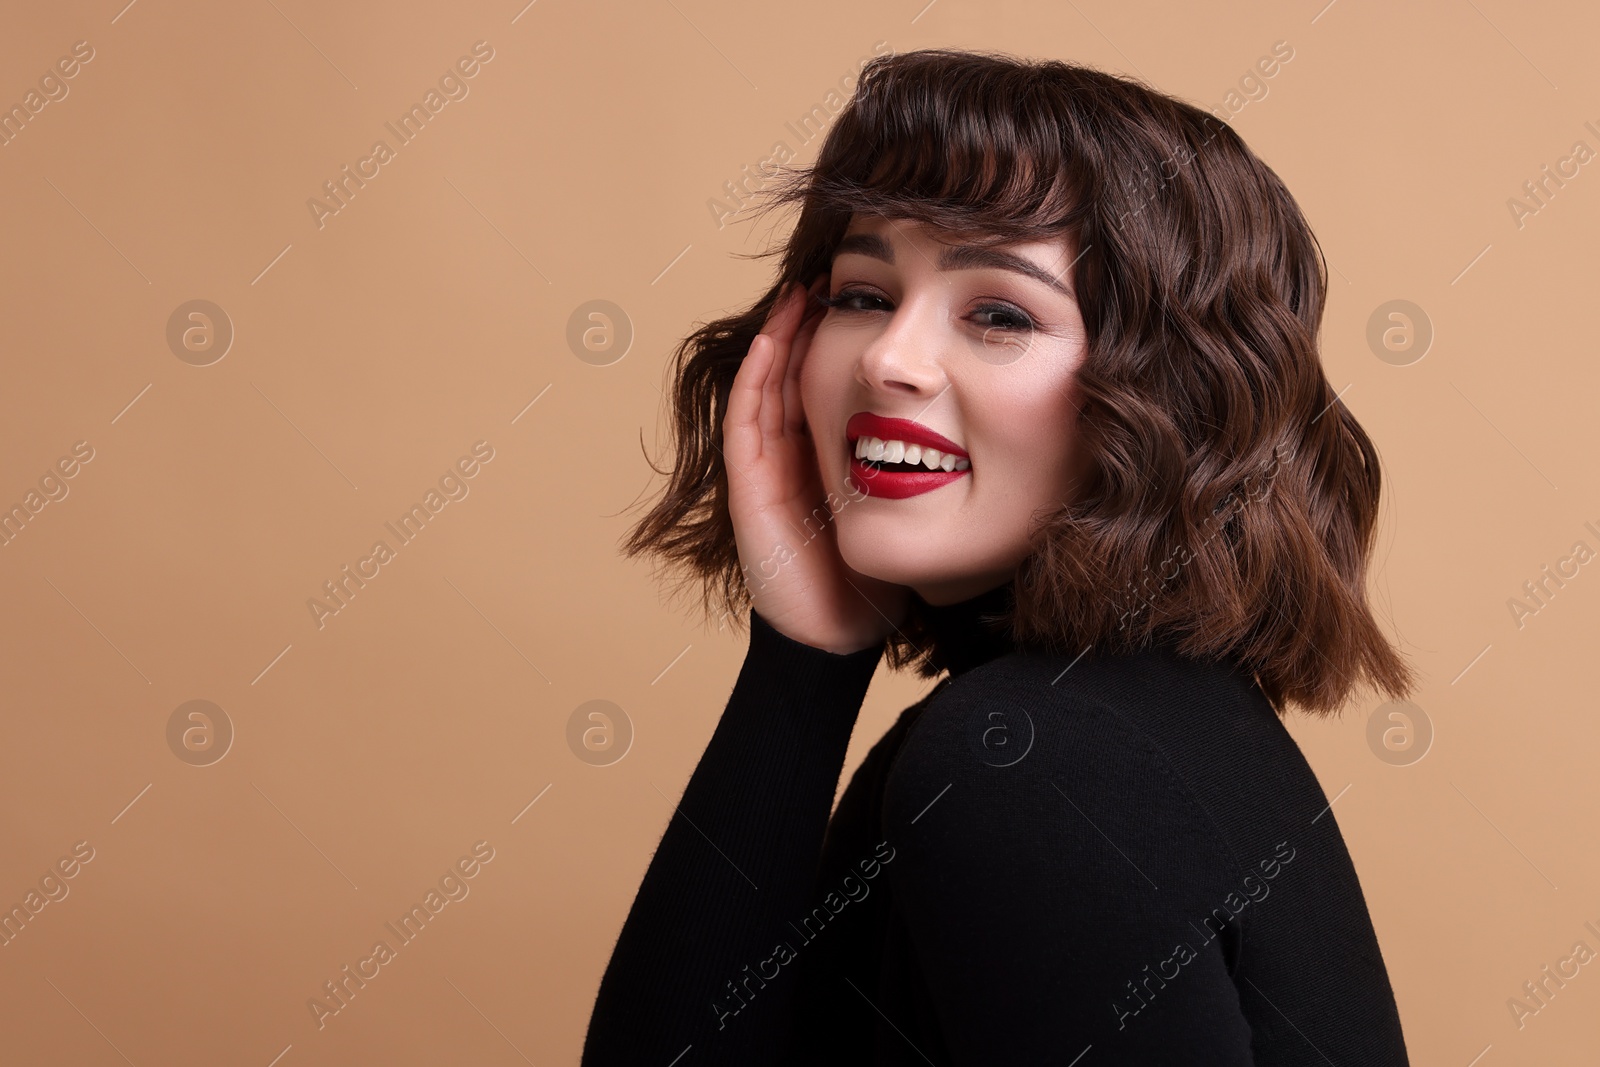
[619, 47, 1414, 717]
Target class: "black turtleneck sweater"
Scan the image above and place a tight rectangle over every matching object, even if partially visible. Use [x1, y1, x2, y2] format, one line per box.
[581, 581, 1410, 1065]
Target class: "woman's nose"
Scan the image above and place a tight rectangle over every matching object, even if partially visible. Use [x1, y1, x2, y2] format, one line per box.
[853, 296, 948, 397]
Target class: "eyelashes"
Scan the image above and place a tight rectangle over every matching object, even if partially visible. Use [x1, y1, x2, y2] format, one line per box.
[817, 286, 1036, 333]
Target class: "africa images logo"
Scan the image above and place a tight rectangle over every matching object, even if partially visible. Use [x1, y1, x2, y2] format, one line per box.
[1112, 841, 1296, 1030]
[307, 841, 495, 1030]
[306, 41, 496, 230]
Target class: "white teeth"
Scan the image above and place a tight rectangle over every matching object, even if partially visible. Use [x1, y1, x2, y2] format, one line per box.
[853, 436, 970, 472]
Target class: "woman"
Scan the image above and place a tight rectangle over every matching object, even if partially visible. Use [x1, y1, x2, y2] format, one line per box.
[585, 47, 1415, 1064]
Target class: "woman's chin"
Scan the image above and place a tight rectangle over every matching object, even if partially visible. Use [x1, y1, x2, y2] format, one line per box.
[837, 546, 912, 589]
[837, 542, 947, 594]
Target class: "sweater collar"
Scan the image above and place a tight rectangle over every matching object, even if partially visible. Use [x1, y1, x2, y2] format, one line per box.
[915, 578, 1018, 676]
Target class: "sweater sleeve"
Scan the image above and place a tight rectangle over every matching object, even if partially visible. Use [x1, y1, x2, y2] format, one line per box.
[581, 607, 885, 1066]
[881, 685, 1259, 1063]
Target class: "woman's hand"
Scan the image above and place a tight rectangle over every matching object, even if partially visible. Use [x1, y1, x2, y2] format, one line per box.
[722, 278, 910, 655]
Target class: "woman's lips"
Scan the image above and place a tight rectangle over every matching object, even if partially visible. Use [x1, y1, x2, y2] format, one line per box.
[848, 454, 969, 499]
[843, 412, 971, 499]
[845, 412, 968, 459]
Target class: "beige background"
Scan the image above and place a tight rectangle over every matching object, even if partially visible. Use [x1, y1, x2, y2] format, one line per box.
[0, 0, 1594, 1062]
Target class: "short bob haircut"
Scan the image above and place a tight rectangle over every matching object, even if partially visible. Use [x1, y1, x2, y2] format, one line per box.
[621, 47, 1414, 717]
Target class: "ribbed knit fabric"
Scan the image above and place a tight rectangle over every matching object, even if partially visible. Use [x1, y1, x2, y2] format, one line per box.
[581, 581, 1410, 1065]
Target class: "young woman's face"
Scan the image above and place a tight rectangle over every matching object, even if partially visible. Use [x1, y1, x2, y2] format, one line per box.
[799, 215, 1093, 606]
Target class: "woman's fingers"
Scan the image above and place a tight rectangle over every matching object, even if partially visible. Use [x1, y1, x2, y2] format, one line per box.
[758, 317, 787, 444]
[753, 283, 804, 444]
[781, 321, 808, 438]
[725, 279, 825, 503]
[782, 277, 825, 437]
[724, 331, 773, 467]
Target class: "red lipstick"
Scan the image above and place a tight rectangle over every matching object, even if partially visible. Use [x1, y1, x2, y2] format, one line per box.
[845, 411, 970, 500]
[846, 412, 968, 459]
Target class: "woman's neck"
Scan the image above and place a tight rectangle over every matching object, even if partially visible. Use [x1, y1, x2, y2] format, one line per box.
[916, 578, 1018, 676]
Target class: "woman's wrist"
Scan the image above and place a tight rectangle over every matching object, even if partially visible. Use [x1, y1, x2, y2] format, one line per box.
[749, 606, 890, 659]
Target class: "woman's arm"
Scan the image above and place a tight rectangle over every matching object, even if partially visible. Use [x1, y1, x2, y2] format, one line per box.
[581, 607, 884, 1065]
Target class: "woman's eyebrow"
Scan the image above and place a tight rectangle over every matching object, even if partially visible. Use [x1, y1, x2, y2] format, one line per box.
[831, 231, 1076, 299]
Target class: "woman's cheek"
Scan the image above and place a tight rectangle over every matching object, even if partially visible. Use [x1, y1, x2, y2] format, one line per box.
[797, 348, 824, 414]
[797, 362, 840, 486]
[799, 348, 847, 434]
[1005, 421, 1075, 511]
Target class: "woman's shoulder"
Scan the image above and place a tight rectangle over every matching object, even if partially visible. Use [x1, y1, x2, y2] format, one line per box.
[910, 637, 1301, 774]
[878, 640, 1335, 888]
[880, 645, 1238, 821]
[874, 651, 1247, 925]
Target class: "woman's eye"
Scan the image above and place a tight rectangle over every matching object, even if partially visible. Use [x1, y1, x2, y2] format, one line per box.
[823, 289, 1035, 333]
[825, 288, 888, 312]
[972, 304, 1034, 332]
